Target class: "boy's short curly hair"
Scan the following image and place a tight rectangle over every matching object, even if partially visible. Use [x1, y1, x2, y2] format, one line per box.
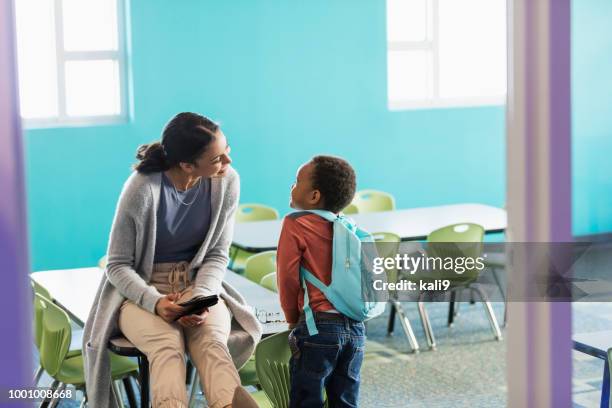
[310, 155, 356, 213]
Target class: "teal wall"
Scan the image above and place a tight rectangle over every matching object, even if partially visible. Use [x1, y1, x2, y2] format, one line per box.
[25, 0, 610, 271]
[572, 0, 612, 235]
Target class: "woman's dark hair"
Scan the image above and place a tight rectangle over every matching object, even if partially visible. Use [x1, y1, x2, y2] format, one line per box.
[310, 155, 357, 213]
[134, 112, 219, 174]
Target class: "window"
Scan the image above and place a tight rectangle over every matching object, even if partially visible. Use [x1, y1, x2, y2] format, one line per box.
[14, 0, 128, 127]
[387, 0, 507, 110]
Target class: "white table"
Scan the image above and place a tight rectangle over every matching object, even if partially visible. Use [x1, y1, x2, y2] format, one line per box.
[232, 203, 507, 251]
[231, 203, 507, 353]
[30, 267, 288, 335]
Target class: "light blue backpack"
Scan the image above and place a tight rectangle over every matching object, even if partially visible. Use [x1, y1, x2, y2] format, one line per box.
[298, 210, 386, 335]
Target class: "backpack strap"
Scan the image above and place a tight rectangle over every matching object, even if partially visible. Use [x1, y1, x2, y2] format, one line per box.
[299, 266, 331, 336]
[301, 209, 337, 222]
[298, 209, 358, 232]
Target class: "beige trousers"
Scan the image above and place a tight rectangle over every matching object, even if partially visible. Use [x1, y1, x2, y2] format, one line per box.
[118, 262, 241, 408]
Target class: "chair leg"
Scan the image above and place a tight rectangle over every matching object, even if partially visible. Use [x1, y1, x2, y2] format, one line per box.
[48, 382, 65, 408]
[491, 267, 506, 302]
[40, 380, 59, 408]
[123, 377, 137, 408]
[79, 391, 88, 408]
[471, 286, 503, 341]
[491, 267, 508, 328]
[393, 301, 420, 353]
[448, 292, 456, 326]
[111, 380, 126, 408]
[503, 299, 508, 327]
[33, 365, 44, 385]
[417, 293, 436, 350]
[387, 301, 397, 335]
[601, 358, 610, 408]
[450, 288, 465, 323]
[188, 373, 200, 407]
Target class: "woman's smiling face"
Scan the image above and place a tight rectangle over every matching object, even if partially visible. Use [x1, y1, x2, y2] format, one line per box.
[181, 130, 232, 178]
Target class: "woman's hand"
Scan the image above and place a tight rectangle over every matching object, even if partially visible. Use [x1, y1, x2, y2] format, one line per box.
[177, 308, 209, 328]
[155, 293, 184, 323]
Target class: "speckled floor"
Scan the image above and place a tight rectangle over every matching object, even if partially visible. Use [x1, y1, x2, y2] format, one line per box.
[41, 292, 612, 407]
[359, 301, 508, 408]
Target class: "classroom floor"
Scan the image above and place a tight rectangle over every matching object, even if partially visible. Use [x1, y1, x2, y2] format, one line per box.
[361, 301, 612, 408]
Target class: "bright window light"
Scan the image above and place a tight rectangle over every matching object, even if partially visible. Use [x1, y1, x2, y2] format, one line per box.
[14, 0, 59, 119]
[387, 50, 433, 102]
[14, 0, 128, 127]
[65, 60, 121, 117]
[387, 0, 507, 110]
[62, 0, 119, 52]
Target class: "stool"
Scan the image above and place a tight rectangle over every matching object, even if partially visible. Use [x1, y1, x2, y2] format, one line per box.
[109, 336, 149, 408]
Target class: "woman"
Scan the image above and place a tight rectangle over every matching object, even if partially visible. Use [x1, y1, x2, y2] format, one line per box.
[83, 112, 262, 408]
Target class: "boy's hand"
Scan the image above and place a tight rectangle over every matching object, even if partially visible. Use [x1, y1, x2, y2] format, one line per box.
[177, 308, 209, 328]
[288, 322, 297, 329]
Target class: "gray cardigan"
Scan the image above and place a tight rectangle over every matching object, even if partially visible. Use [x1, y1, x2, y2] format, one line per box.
[82, 167, 262, 408]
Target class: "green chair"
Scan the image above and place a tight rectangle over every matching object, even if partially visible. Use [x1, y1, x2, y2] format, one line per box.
[33, 285, 48, 385]
[245, 251, 277, 285]
[372, 233, 420, 353]
[352, 190, 395, 213]
[449, 245, 507, 327]
[250, 390, 274, 408]
[35, 293, 138, 407]
[31, 280, 81, 386]
[230, 204, 280, 273]
[342, 203, 359, 215]
[236, 204, 280, 222]
[255, 331, 329, 407]
[32, 278, 52, 300]
[416, 223, 502, 350]
[260, 272, 278, 293]
[239, 355, 259, 387]
[255, 330, 292, 408]
[372, 232, 401, 285]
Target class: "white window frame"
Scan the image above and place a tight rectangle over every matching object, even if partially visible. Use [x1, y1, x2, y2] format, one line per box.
[387, 0, 506, 111]
[22, 0, 129, 129]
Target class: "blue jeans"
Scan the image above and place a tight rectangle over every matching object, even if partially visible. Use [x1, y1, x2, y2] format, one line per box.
[289, 313, 366, 408]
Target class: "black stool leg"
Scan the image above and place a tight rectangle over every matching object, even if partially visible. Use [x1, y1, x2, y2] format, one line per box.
[186, 360, 194, 384]
[123, 377, 137, 408]
[138, 356, 150, 408]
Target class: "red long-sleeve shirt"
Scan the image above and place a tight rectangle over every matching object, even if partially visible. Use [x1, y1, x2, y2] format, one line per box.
[276, 212, 335, 324]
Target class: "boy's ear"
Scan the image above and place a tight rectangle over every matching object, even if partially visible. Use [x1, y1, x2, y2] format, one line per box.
[309, 189, 322, 205]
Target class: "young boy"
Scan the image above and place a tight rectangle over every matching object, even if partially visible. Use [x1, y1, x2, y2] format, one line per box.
[277, 155, 364, 408]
